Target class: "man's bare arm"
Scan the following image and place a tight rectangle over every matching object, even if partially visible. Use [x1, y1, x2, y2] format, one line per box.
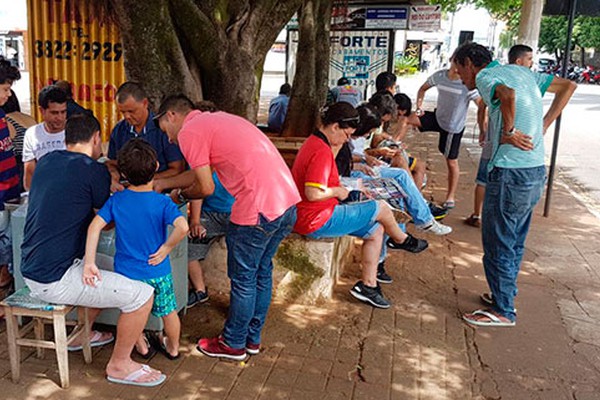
[542, 76, 577, 133]
[23, 160, 36, 191]
[155, 160, 185, 180]
[181, 166, 214, 199]
[495, 84, 533, 151]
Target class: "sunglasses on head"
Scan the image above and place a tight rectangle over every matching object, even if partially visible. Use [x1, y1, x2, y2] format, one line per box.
[152, 111, 166, 130]
[338, 116, 360, 129]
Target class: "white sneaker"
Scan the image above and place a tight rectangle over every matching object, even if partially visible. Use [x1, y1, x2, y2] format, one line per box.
[419, 220, 452, 235]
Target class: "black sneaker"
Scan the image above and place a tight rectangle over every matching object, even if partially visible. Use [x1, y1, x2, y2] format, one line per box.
[387, 234, 428, 253]
[187, 289, 209, 308]
[428, 202, 448, 220]
[376, 262, 393, 284]
[350, 281, 391, 309]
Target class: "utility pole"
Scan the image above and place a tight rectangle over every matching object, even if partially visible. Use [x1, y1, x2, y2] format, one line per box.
[517, 0, 544, 50]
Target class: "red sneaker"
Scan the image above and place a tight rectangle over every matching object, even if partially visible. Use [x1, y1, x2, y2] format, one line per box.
[246, 342, 260, 355]
[197, 336, 247, 361]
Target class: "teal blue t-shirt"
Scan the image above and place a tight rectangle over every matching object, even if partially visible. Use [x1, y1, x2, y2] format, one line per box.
[202, 172, 234, 214]
[98, 190, 184, 280]
[476, 60, 553, 170]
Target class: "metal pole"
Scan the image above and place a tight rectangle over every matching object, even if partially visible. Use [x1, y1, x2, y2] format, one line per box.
[543, 0, 577, 217]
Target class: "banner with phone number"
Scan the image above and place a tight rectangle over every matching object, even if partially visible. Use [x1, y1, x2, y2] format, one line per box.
[28, 0, 126, 141]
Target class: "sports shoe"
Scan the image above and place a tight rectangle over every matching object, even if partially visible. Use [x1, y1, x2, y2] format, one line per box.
[387, 234, 428, 253]
[376, 262, 393, 284]
[350, 281, 391, 309]
[187, 289, 210, 308]
[197, 336, 247, 361]
[418, 220, 452, 235]
[246, 342, 260, 355]
[428, 202, 448, 220]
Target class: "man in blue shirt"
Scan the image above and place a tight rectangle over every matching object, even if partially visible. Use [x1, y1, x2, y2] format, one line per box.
[453, 43, 576, 327]
[267, 83, 291, 133]
[108, 82, 184, 191]
[21, 114, 165, 386]
[330, 77, 363, 107]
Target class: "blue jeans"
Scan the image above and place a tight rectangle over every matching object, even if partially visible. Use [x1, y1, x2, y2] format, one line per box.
[482, 166, 545, 321]
[352, 167, 433, 262]
[222, 206, 296, 349]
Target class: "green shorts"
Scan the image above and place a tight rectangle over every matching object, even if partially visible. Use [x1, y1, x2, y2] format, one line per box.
[141, 274, 177, 317]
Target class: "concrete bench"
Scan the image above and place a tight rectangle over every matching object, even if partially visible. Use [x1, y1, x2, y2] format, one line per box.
[202, 234, 355, 305]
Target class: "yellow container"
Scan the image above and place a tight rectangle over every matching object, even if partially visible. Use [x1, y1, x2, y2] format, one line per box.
[27, 0, 125, 141]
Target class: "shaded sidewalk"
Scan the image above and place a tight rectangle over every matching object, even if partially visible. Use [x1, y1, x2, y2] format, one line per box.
[1, 131, 600, 399]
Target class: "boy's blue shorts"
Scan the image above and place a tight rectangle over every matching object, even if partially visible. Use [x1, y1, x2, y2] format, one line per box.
[476, 157, 490, 187]
[141, 274, 177, 317]
[308, 200, 381, 240]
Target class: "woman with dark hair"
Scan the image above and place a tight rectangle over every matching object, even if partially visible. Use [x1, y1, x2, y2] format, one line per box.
[291, 102, 428, 309]
[1, 90, 36, 192]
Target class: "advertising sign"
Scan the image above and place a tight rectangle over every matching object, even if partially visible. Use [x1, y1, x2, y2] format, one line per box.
[286, 30, 391, 96]
[329, 31, 391, 93]
[409, 5, 442, 31]
[331, 5, 408, 30]
[27, 0, 125, 140]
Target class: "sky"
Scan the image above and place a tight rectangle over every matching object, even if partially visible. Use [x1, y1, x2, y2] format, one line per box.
[0, 0, 27, 31]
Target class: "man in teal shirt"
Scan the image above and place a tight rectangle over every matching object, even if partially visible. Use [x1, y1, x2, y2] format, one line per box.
[453, 43, 576, 327]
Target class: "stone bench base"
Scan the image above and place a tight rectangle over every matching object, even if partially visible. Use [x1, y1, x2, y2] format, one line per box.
[202, 234, 355, 305]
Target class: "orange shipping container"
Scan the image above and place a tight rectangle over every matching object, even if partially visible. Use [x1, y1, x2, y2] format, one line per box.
[27, 0, 125, 141]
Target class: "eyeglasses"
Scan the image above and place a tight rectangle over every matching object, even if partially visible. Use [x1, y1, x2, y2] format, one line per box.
[152, 111, 166, 130]
[338, 116, 360, 129]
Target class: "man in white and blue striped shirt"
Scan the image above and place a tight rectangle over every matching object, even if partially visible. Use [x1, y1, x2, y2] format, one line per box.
[454, 42, 576, 327]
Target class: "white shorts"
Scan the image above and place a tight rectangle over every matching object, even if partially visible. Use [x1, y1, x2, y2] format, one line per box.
[24, 255, 153, 314]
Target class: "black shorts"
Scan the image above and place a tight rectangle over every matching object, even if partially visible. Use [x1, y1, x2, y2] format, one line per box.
[418, 111, 464, 160]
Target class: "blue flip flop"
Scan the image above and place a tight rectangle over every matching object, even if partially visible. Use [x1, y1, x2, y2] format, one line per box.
[107, 364, 166, 387]
[443, 200, 456, 209]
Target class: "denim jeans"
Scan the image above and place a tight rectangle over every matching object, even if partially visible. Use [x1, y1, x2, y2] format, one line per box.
[352, 167, 433, 262]
[482, 166, 546, 321]
[222, 206, 296, 349]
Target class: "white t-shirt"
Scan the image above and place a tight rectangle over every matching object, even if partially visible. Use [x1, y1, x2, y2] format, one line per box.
[22, 123, 66, 163]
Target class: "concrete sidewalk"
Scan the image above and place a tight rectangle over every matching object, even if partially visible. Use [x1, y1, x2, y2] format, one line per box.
[1, 130, 600, 399]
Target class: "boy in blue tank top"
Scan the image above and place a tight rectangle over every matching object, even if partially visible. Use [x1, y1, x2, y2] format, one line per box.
[84, 139, 188, 359]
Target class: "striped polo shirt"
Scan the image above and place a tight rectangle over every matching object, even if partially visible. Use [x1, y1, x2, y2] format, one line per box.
[0, 109, 20, 210]
[476, 60, 554, 170]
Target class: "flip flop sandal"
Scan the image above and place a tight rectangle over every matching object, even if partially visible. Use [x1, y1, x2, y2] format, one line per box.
[443, 201, 456, 209]
[134, 333, 157, 360]
[159, 336, 180, 360]
[463, 309, 515, 327]
[107, 364, 166, 387]
[479, 293, 517, 312]
[480, 292, 494, 305]
[68, 330, 115, 351]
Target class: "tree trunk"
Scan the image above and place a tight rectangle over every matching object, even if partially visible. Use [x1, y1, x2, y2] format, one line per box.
[517, 0, 544, 50]
[110, 0, 301, 120]
[580, 47, 586, 66]
[282, 0, 332, 137]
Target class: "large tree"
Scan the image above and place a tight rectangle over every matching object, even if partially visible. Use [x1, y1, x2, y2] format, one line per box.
[95, 0, 302, 121]
[282, 0, 333, 137]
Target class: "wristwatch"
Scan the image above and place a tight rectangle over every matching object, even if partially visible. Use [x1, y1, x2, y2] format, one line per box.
[504, 127, 516, 137]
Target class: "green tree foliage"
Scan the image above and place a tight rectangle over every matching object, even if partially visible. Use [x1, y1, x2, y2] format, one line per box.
[539, 16, 600, 63]
[432, 0, 521, 21]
